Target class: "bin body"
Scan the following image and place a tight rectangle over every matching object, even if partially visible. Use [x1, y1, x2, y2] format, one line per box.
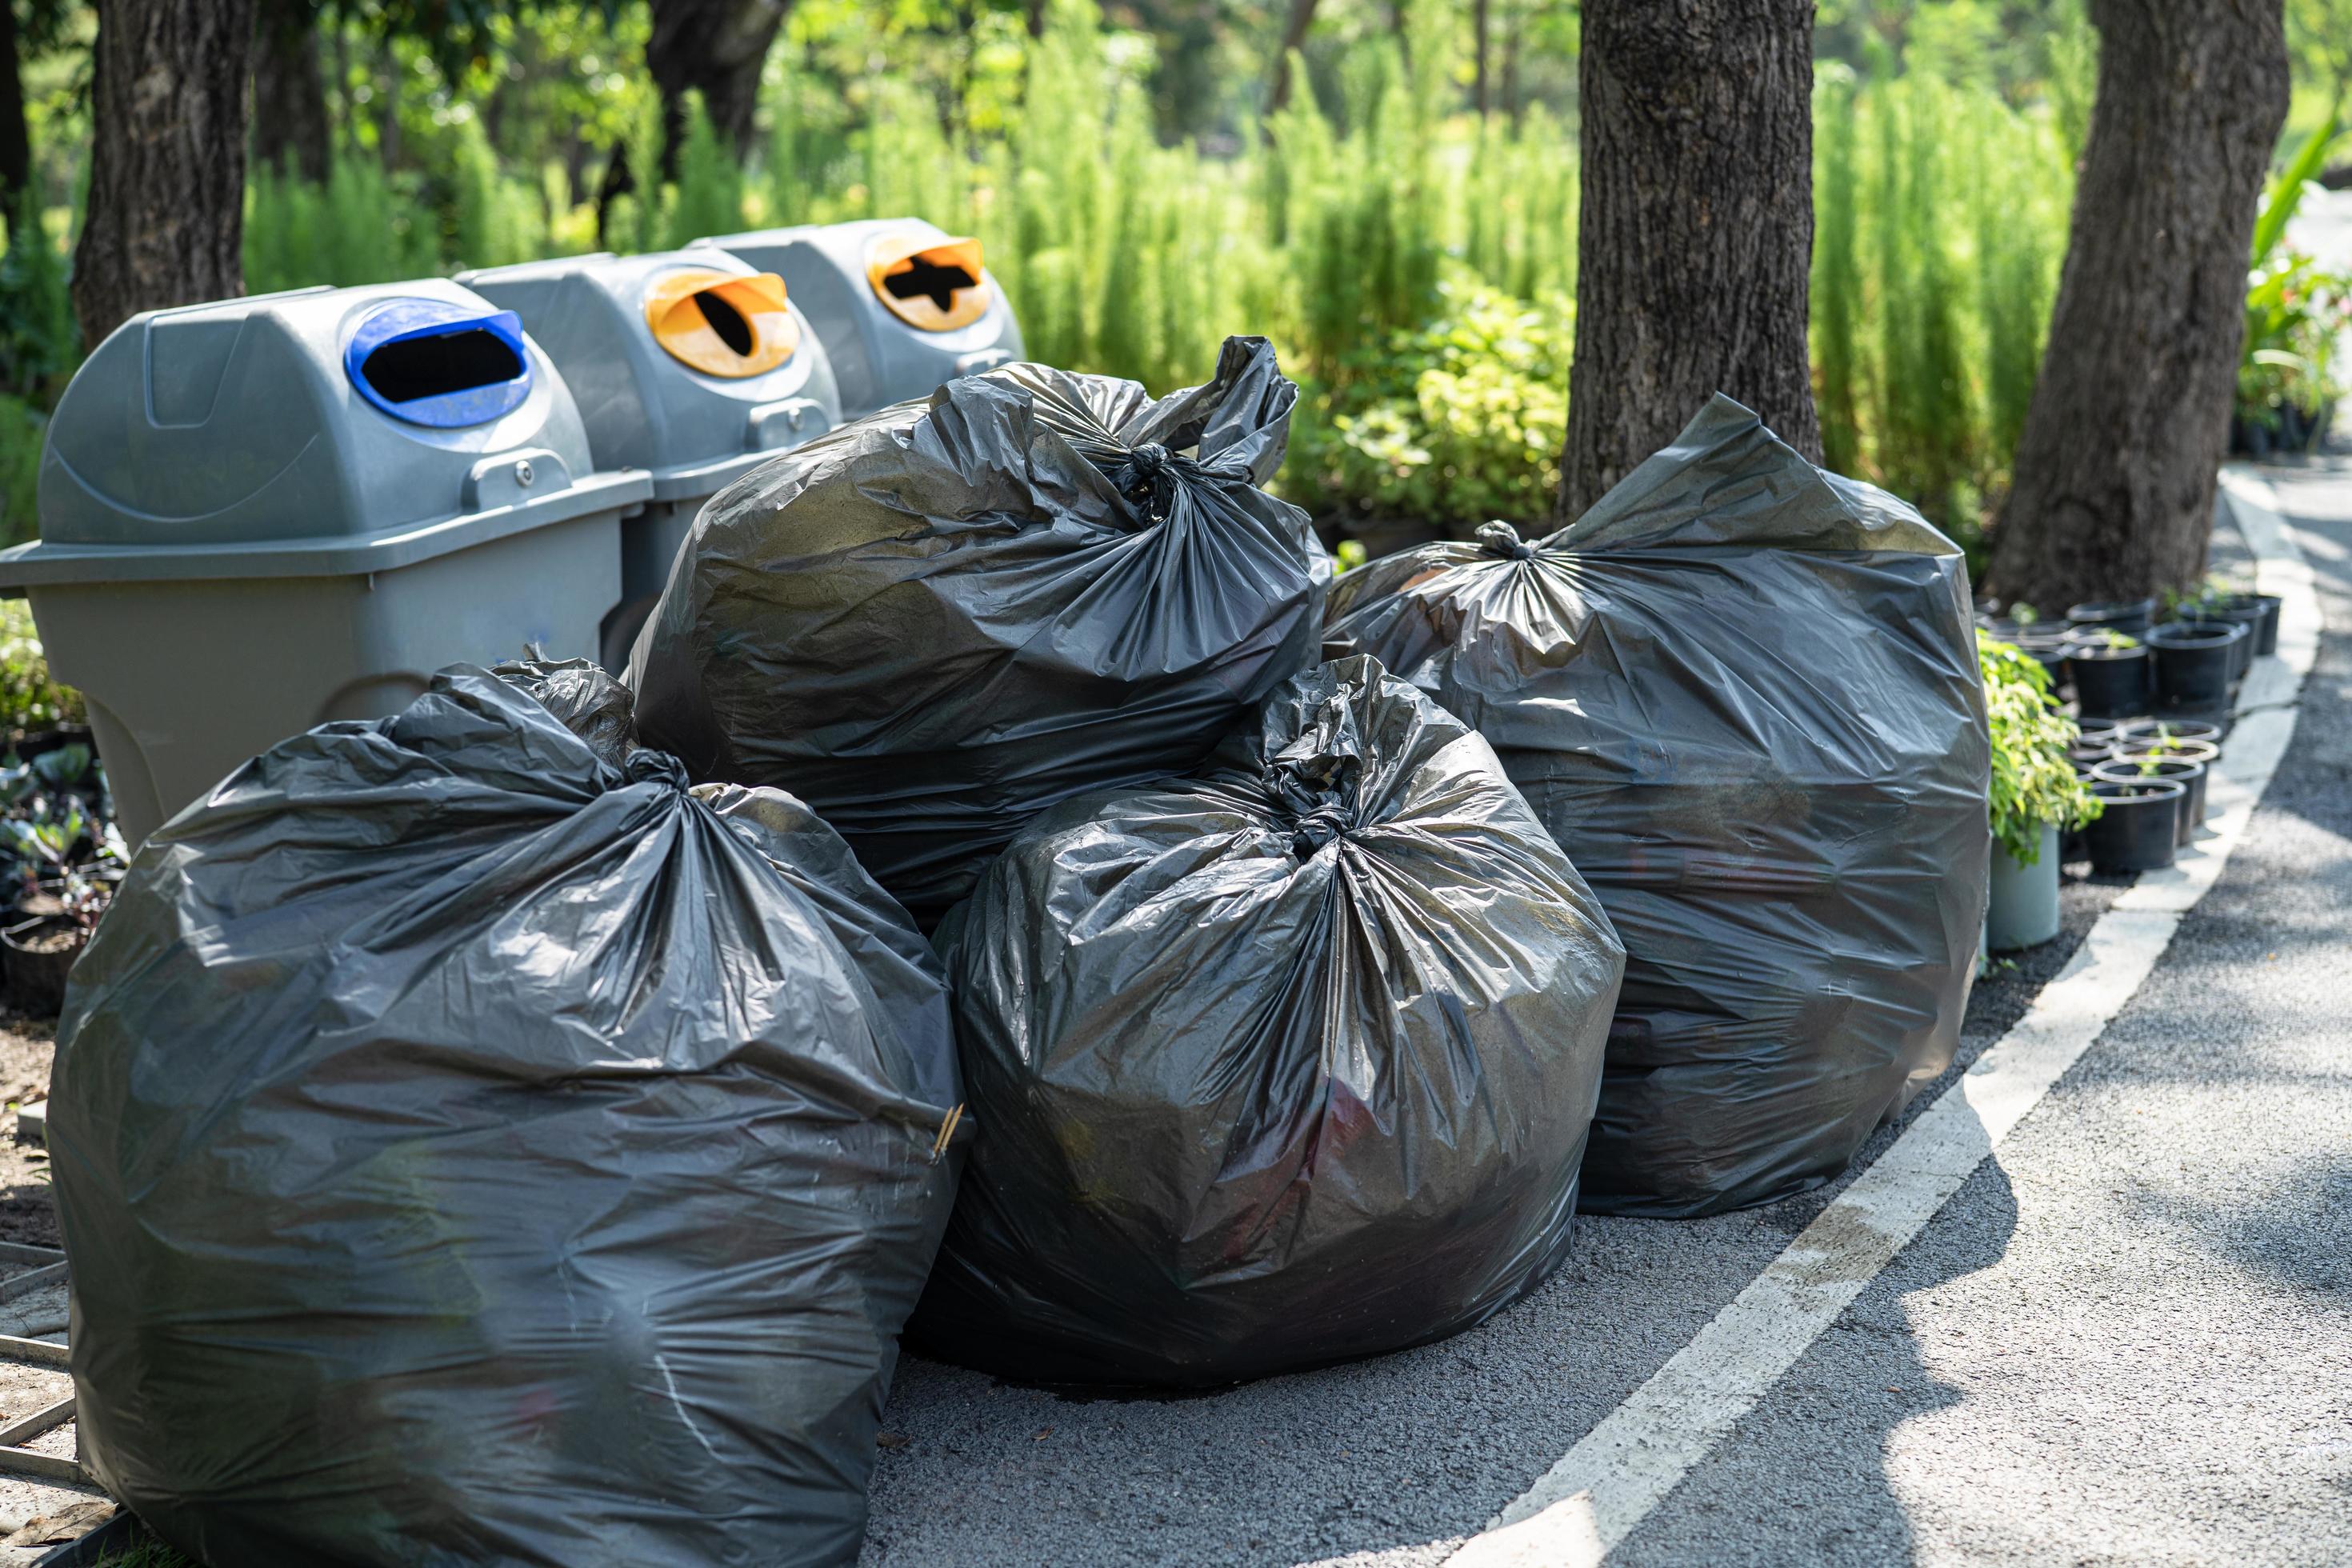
[696, 218, 1023, 419]
[0, 280, 650, 846]
[461, 250, 842, 670]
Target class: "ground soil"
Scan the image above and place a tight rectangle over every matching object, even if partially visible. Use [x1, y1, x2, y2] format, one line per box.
[0, 1012, 56, 1251]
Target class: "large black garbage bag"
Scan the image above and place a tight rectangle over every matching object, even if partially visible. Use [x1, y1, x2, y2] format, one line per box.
[49, 659, 966, 1568]
[629, 334, 1325, 928]
[1325, 397, 1989, 1218]
[913, 656, 1624, 1387]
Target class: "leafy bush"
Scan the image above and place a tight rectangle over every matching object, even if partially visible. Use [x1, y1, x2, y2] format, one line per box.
[1288, 279, 1570, 532]
[2239, 251, 2349, 434]
[1980, 630, 2098, 865]
[0, 599, 82, 733]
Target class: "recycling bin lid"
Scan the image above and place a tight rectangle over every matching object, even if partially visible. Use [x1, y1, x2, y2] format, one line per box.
[864, 231, 992, 331]
[0, 280, 651, 586]
[459, 250, 842, 503]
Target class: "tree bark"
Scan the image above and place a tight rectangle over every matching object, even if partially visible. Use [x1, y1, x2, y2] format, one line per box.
[1558, 0, 1821, 520]
[1267, 0, 1318, 115]
[0, 0, 30, 207]
[250, 1, 330, 182]
[646, 0, 791, 177]
[73, 0, 254, 350]
[1473, 0, 1491, 119]
[1987, 0, 2290, 610]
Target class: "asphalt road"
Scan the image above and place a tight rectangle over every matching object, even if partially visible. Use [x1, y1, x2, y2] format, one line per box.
[855, 468, 2352, 1566]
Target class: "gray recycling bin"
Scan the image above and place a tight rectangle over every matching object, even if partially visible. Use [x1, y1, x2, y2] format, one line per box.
[0, 279, 650, 847]
[460, 249, 841, 670]
[694, 218, 1024, 420]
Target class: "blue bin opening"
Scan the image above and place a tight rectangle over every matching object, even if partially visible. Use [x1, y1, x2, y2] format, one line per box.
[346, 299, 533, 428]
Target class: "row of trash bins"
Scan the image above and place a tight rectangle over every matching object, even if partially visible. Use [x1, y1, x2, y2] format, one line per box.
[34, 337, 1991, 1566]
[0, 218, 1022, 846]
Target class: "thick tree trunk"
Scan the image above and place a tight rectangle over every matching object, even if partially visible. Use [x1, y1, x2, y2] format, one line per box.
[250, 3, 330, 182]
[0, 1, 30, 207]
[73, 0, 254, 350]
[1558, 0, 1821, 520]
[1267, 0, 1318, 115]
[1987, 0, 2289, 610]
[646, 0, 791, 177]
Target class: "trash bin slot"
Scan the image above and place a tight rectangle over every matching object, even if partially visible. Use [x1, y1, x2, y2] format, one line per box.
[644, 270, 798, 378]
[866, 234, 990, 332]
[694, 290, 755, 357]
[344, 299, 534, 429]
[361, 330, 523, 405]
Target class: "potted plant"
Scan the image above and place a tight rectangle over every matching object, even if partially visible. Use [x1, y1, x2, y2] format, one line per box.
[2163, 580, 2263, 682]
[2061, 628, 2150, 721]
[0, 740, 125, 1016]
[1982, 634, 2100, 951]
[2113, 734, 2222, 836]
[2146, 619, 2246, 710]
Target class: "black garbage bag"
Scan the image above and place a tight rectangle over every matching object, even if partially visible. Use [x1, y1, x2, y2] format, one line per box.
[1325, 396, 1989, 1218]
[913, 656, 1624, 1387]
[49, 659, 966, 1568]
[629, 335, 1326, 928]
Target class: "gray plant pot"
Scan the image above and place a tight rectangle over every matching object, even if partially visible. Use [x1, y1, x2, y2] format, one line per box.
[1988, 822, 2062, 952]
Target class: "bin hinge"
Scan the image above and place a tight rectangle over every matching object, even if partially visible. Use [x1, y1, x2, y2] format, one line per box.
[747, 400, 832, 453]
[462, 448, 571, 512]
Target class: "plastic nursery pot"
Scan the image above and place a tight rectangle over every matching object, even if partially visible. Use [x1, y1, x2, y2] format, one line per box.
[2062, 642, 2150, 721]
[2116, 718, 2222, 750]
[2146, 622, 2246, 711]
[2082, 779, 2185, 874]
[2066, 598, 2157, 639]
[2067, 739, 2117, 772]
[2093, 758, 2206, 847]
[2114, 738, 2221, 830]
[2218, 593, 2283, 657]
[1988, 822, 2062, 951]
[2170, 607, 2262, 682]
[2, 917, 82, 1017]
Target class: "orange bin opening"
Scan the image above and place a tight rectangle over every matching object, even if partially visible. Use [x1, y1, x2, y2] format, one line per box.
[866, 234, 990, 332]
[645, 270, 799, 377]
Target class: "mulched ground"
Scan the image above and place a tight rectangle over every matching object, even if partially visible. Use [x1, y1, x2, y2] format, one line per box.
[0, 1011, 56, 1250]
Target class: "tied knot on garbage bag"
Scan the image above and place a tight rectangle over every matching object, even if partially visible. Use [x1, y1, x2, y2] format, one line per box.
[1266, 696, 1366, 858]
[1477, 519, 1539, 561]
[1104, 441, 1198, 524]
[621, 747, 690, 791]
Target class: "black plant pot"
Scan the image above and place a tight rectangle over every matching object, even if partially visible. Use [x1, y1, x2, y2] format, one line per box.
[2094, 758, 2206, 847]
[2, 917, 82, 1017]
[2064, 645, 2150, 720]
[2082, 779, 2184, 873]
[2116, 718, 2222, 750]
[2066, 598, 2157, 639]
[2170, 608, 2261, 681]
[2147, 622, 2246, 711]
[2068, 739, 2117, 772]
[2217, 593, 2283, 657]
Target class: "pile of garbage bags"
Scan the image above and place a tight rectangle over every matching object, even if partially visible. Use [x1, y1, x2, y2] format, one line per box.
[47, 356, 1988, 1563]
[1327, 396, 1989, 1215]
[51, 661, 964, 1567]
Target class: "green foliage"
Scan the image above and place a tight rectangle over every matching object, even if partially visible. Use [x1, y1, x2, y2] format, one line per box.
[0, 600, 82, 733]
[1980, 629, 2098, 865]
[2238, 252, 2350, 432]
[1811, 50, 2072, 557]
[1289, 278, 1571, 531]
[666, 94, 746, 249]
[0, 395, 43, 546]
[0, 184, 78, 399]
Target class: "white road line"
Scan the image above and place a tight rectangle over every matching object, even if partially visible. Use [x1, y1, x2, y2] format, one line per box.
[1441, 473, 2318, 1568]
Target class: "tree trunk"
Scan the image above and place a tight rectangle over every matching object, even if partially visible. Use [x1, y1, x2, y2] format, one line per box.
[1026, 0, 1046, 39]
[646, 0, 791, 178]
[1473, 0, 1491, 119]
[1986, 0, 2290, 610]
[250, 2, 330, 182]
[73, 0, 254, 350]
[1558, 0, 1821, 520]
[1267, 0, 1318, 116]
[0, 0, 30, 207]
